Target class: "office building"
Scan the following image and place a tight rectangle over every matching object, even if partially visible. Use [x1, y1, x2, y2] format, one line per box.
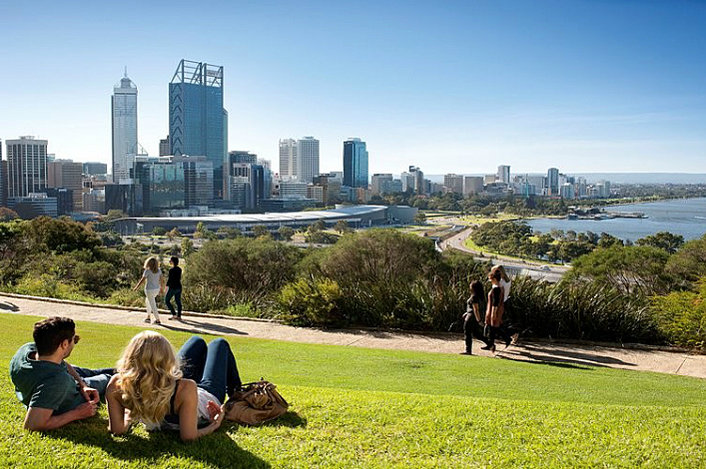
[560, 183, 575, 199]
[547, 168, 559, 196]
[159, 136, 170, 156]
[443, 173, 464, 194]
[343, 138, 368, 188]
[497, 165, 511, 184]
[180, 155, 214, 207]
[312, 173, 342, 205]
[278, 139, 297, 180]
[371, 173, 393, 195]
[463, 176, 484, 195]
[0, 140, 5, 206]
[169, 60, 227, 200]
[83, 162, 108, 176]
[45, 188, 74, 215]
[400, 171, 416, 192]
[6, 136, 48, 198]
[296, 137, 319, 184]
[111, 72, 138, 182]
[48, 159, 83, 211]
[8, 192, 58, 218]
[229, 150, 258, 165]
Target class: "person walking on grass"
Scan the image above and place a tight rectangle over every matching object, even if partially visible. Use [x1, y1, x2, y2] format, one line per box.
[460, 280, 491, 355]
[106, 331, 243, 442]
[10, 317, 115, 431]
[133, 257, 165, 325]
[165, 256, 183, 321]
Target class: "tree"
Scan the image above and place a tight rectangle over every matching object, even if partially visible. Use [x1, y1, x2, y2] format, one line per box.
[251, 225, 270, 238]
[665, 234, 706, 286]
[334, 220, 352, 234]
[181, 238, 195, 257]
[414, 212, 427, 224]
[166, 227, 182, 240]
[152, 226, 167, 236]
[636, 231, 684, 254]
[278, 226, 295, 241]
[217, 227, 242, 239]
[193, 222, 209, 239]
[104, 209, 127, 221]
[598, 233, 623, 249]
[0, 207, 19, 221]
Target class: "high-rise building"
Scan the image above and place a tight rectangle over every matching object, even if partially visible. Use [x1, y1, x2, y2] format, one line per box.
[48, 159, 83, 211]
[400, 171, 416, 192]
[463, 176, 484, 195]
[278, 139, 297, 180]
[560, 183, 575, 199]
[0, 140, 5, 207]
[229, 151, 258, 165]
[371, 173, 393, 195]
[169, 60, 227, 200]
[83, 162, 108, 176]
[6, 136, 48, 198]
[547, 168, 559, 196]
[111, 72, 138, 182]
[159, 136, 170, 156]
[443, 173, 464, 194]
[497, 165, 511, 184]
[342, 138, 368, 188]
[297, 137, 320, 184]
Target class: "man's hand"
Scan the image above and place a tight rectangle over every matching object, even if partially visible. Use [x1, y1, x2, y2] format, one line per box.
[80, 386, 100, 405]
[74, 401, 98, 419]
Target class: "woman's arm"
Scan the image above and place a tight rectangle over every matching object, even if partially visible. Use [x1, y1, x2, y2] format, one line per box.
[176, 380, 224, 442]
[106, 375, 131, 434]
[160, 275, 166, 295]
[132, 276, 145, 291]
[472, 303, 483, 324]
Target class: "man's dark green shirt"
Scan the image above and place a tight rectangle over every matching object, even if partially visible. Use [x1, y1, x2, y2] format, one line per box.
[9, 342, 84, 414]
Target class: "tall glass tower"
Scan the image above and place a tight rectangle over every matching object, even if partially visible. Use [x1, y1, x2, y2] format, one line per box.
[169, 60, 227, 200]
[343, 138, 369, 188]
[111, 72, 138, 182]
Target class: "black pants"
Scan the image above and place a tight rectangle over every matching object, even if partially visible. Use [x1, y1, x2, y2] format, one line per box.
[488, 324, 513, 347]
[464, 317, 489, 352]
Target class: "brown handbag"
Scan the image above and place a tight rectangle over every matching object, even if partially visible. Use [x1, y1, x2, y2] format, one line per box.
[224, 379, 289, 425]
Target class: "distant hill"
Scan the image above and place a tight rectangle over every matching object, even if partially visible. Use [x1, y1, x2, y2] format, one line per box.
[425, 173, 706, 185]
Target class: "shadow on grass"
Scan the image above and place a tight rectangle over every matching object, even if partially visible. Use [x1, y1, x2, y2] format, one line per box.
[514, 344, 637, 366]
[497, 351, 601, 370]
[258, 410, 307, 428]
[51, 417, 271, 468]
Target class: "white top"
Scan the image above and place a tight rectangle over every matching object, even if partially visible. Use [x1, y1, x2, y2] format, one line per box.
[142, 268, 162, 291]
[499, 278, 511, 302]
[145, 387, 221, 432]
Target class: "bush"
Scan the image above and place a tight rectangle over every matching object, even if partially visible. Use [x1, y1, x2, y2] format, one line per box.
[651, 280, 706, 350]
[11, 274, 94, 302]
[278, 278, 345, 326]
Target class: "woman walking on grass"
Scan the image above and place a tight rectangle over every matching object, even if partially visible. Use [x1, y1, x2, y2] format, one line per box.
[133, 257, 165, 325]
[106, 331, 242, 442]
[461, 281, 491, 355]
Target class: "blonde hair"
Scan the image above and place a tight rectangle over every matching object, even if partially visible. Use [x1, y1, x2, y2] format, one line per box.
[116, 331, 182, 425]
[144, 257, 159, 273]
[491, 265, 510, 282]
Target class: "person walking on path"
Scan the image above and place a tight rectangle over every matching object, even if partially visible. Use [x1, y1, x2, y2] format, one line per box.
[482, 269, 511, 352]
[106, 331, 242, 442]
[133, 257, 165, 325]
[461, 281, 491, 355]
[490, 265, 520, 345]
[165, 256, 183, 320]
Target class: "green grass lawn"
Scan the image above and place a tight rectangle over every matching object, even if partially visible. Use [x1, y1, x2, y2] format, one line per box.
[0, 314, 704, 468]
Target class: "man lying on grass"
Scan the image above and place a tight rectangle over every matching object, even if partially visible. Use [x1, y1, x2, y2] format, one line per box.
[9, 317, 115, 431]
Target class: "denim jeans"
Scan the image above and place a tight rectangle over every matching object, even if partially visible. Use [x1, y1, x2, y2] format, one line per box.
[165, 288, 182, 317]
[177, 336, 242, 403]
[72, 366, 116, 399]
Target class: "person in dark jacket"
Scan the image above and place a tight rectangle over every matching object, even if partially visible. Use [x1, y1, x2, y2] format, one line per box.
[461, 281, 491, 355]
[165, 256, 183, 320]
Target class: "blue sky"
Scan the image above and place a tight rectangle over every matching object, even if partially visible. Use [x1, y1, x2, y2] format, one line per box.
[0, 0, 704, 175]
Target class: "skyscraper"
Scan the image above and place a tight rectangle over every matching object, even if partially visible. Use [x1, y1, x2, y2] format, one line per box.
[297, 137, 319, 184]
[278, 139, 297, 180]
[497, 165, 511, 184]
[343, 138, 369, 188]
[111, 72, 138, 182]
[47, 159, 83, 211]
[547, 167, 559, 195]
[159, 136, 170, 156]
[169, 60, 227, 200]
[6, 136, 48, 198]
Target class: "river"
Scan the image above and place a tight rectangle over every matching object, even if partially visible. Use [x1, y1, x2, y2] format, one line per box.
[525, 197, 706, 242]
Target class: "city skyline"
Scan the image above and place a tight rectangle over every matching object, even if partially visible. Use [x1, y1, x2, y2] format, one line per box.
[1, 1, 705, 175]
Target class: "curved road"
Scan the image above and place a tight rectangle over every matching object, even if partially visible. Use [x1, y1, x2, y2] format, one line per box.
[440, 226, 569, 282]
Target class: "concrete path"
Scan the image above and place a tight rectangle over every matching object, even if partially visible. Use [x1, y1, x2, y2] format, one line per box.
[0, 293, 703, 379]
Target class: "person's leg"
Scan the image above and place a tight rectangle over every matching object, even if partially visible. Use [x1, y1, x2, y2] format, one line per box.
[165, 288, 176, 316]
[178, 336, 208, 382]
[146, 289, 161, 322]
[463, 319, 473, 354]
[73, 366, 116, 377]
[174, 289, 182, 318]
[198, 338, 242, 402]
[471, 320, 490, 346]
[82, 373, 112, 399]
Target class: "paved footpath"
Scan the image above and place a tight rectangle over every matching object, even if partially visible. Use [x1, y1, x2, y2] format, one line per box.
[1, 293, 704, 379]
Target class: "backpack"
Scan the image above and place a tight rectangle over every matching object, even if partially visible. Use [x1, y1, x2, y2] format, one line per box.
[224, 379, 289, 425]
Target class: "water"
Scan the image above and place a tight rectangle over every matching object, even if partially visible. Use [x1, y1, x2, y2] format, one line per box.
[526, 198, 706, 242]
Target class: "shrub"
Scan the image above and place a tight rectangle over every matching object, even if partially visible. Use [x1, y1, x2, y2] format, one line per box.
[278, 278, 345, 326]
[651, 280, 706, 350]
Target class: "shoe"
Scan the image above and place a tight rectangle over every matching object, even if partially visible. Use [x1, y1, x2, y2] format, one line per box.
[511, 333, 520, 345]
[154, 320, 162, 325]
[459, 351, 472, 355]
[144, 318, 151, 323]
[176, 315, 182, 321]
[168, 316, 176, 320]
[480, 344, 493, 350]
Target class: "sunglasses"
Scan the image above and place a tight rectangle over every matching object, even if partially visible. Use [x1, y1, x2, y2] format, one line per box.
[73, 335, 80, 345]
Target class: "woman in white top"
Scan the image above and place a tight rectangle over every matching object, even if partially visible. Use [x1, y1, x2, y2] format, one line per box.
[133, 257, 165, 325]
[106, 331, 243, 442]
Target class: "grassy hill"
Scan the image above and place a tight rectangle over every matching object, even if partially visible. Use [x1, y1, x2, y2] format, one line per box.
[0, 314, 703, 468]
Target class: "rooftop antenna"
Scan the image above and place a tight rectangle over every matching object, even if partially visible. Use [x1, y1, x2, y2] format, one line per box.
[124, 66, 128, 78]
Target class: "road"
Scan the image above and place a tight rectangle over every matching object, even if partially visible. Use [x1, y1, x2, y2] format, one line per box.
[439, 226, 569, 282]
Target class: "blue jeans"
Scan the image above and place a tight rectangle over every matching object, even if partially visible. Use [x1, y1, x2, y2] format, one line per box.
[165, 288, 182, 317]
[72, 366, 115, 399]
[177, 336, 242, 403]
